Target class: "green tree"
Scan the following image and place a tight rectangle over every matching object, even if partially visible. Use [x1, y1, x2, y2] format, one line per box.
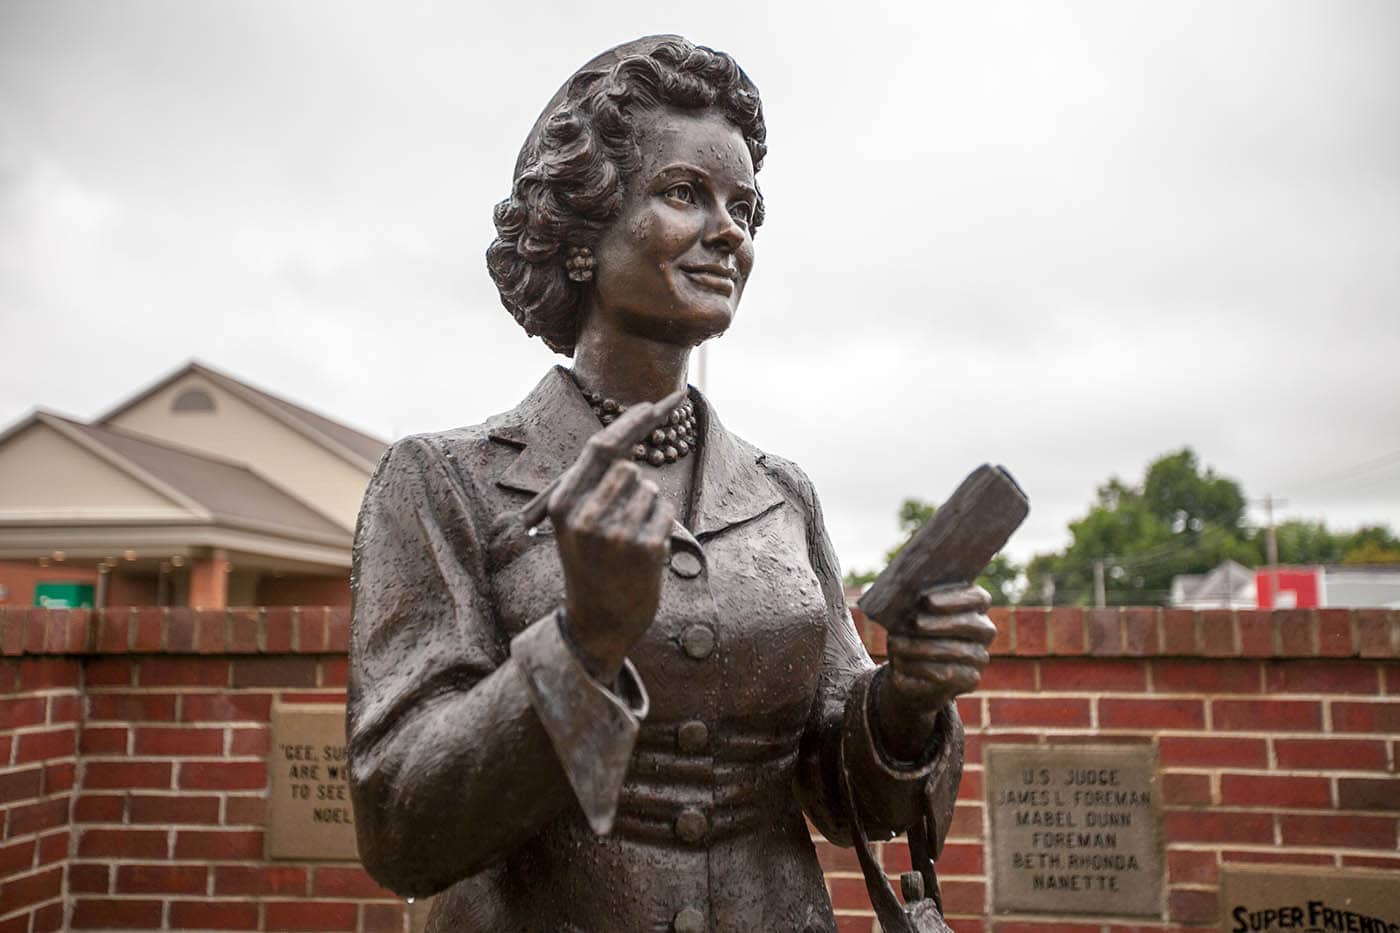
[845, 498, 1022, 605]
[1340, 525, 1400, 564]
[1022, 448, 1256, 606]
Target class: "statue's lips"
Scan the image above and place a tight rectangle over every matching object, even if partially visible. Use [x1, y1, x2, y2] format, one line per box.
[681, 264, 736, 295]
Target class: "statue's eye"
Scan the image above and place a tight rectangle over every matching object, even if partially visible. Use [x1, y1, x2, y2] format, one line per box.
[730, 202, 753, 227]
[665, 183, 696, 204]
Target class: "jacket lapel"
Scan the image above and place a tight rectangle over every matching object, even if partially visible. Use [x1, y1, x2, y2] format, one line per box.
[488, 367, 785, 537]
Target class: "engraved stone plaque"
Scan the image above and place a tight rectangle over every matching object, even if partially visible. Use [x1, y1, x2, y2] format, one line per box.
[268, 704, 358, 860]
[1221, 867, 1400, 933]
[986, 745, 1164, 917]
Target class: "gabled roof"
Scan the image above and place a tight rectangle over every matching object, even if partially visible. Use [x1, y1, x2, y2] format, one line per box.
[1174, 559, 1255, 603]
[12, 412, 349, 543]
[97, 360, 387, 471]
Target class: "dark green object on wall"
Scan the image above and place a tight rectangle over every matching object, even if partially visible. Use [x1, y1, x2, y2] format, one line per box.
[34, 582, 94, 608]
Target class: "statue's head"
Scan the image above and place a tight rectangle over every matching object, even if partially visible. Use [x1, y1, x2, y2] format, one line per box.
[487, 36, 767, 356]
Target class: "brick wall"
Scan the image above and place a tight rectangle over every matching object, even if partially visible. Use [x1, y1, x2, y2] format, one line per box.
[0, 605, 1395, 932]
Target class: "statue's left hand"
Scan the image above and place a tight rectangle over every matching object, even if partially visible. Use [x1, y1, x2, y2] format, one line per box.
[876, 583, 994, 760]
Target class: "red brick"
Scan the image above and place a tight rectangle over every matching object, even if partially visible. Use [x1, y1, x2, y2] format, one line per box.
[1164, 810, 1273, 844]
[979, 659, 1036, 691]
[1167, 849, 1217, 885]
[1201, 610, 1236, 656]
[0, 768, 30, 810]
[41, 761, 73, 795]
[280, 690, 346, 704]
[828, 874, 868, 910]
[1275, 737, 1388, 771]
[267, 900, 358, 931]
[1122, 608, 1157, 655]
[224, 795, 267, 825]
[37, 829, 68, 865]
[265, 608, 295, 652]
[16, 658, 79, 691]
[1013, 608, 1047, 656]
[84, 760, 171, 789]
[313, 866, 395, 898]
[33, 902, 62, 933]
[886, 839, 983, 876]
[1332, 701, 1400, 733]
[87, 692, 177, 721]
[170, 901, 259, 930]
[131, 608, 164, 652]
[1236, 610, 1273, 657]
[1223, 849, 1334, 866]
[939, 879, 984, 915]
[82, 724, 137, 758]
[214, 865, 307, 896]
[179, 691, 272, 722]
[140, 657, 228, 687]
[98, 610, 130, 652]
[116, 863, 207, 894]
[73, 793, 124, 822]
[231, 657, 318, 688]
[1049, 608, 1085, 655]
[1265, 660, 1381, 695]
[0, 697, 47, 729]
[167, 608, 196, 651]
[989, 698, 1090, 727]
[0, 839, 34, 875]
[1220, 773, 1331, 808]
[15, 727, 75, 763]
[230, 726, 269, 756]
[1354, 609, 1393, 658]
[1281, 814, 1396, 848]
[1041, 659, 1146, 692]
[129, 793, 220, 824]
[835, 917, 874, 933]
[179, 760, 266, 791]
[67, 863, 108, 893]
[85, 658, 135, 686]
[1161, 772, 1212, 805]
[955, 697, 982, 728]
[71, 898, 163, 929]
[1213, 699, 1321, 731]
[174, 829, 263, 859]
[1316, 609, 1354, 657]
[1100, 698, 1204, 730]
[134, 726, 224, 756]
[78, 828, 167, 858]
[0, 865, 62, 916]
[1337, 777, 1400, 811]
[229, 609, 261, 653]
[814, 838, 861, 872]
[1160, 609, 1197, 655]
[1342, 855, 1400, 870]
[1276, 609, 1316, 655]
[47, 692, 79, 723]
[1170, 888, 1218, 925]
[195, 609, 227, 653]
[362, 904, 407, 933]
[949, 802, 983, 839]
[328, 607, 351, 652]
[321, 656, 350, 686]
[296, 608, 329, 652]
[1086, 609, 1122, 655]
[6, 797, 68, 836]
[1153, 659, 1261, 694]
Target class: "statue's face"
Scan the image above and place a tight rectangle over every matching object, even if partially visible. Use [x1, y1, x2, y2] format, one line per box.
[587, 108, 757, 347]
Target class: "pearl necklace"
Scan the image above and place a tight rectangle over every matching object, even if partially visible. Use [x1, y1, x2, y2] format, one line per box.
[576, 381, 698, 466]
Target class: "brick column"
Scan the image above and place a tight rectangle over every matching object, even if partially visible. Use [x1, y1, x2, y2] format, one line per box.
[188, 549, 229, 609]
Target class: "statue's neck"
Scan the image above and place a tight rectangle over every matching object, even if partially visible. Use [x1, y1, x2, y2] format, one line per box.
[571, 319, 692, 406]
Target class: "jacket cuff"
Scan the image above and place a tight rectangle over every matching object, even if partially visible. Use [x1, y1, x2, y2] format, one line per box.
[841, 665, 961, 844]
[511, 610, 649, 835]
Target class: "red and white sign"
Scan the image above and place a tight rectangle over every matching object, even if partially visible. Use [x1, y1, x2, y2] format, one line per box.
[1255, 567, 1322, 609]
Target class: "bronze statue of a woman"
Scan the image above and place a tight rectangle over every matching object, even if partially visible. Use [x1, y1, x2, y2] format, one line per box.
[348, 36, 995, 932]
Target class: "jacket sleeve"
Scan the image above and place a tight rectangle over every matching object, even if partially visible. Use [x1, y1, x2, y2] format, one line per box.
[782, 462, 964, 855]
[346, 436, 647, 898]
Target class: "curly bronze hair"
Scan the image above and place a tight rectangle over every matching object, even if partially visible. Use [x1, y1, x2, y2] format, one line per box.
[486, 37, 767, 356]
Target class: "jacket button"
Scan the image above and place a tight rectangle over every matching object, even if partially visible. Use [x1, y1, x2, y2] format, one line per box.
[681, 625, 715, 660]
[676, 720, 709, 753]
[673, 907, 705, 933]
[674, 807, 709, 843]
[669, 549, 703, 578]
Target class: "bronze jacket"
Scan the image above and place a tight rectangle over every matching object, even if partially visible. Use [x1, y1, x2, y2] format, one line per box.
[348, 367, 963, 933]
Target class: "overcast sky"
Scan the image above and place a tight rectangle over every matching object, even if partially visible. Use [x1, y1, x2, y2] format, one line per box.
[2, 0, 1397, 574]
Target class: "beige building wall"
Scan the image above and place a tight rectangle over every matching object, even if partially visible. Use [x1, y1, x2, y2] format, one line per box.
[0, 422, 190, 520]
[106, 373, 370, 531]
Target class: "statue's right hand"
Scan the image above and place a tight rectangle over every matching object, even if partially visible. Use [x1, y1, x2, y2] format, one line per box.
[548, 425, 676, 683]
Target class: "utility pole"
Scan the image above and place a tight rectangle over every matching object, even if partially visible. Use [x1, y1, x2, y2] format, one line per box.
[1260, 493, 1287, 608]
[1093, 559, 1107, 608]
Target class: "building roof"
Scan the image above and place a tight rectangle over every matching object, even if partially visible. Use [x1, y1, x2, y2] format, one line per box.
[1172, 559, 1255, 606]
[35, 413, 349, 543]
[98, 360, 387, 471]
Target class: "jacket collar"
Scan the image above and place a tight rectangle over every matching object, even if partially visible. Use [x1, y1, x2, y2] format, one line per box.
[488, 367, 784, 538]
